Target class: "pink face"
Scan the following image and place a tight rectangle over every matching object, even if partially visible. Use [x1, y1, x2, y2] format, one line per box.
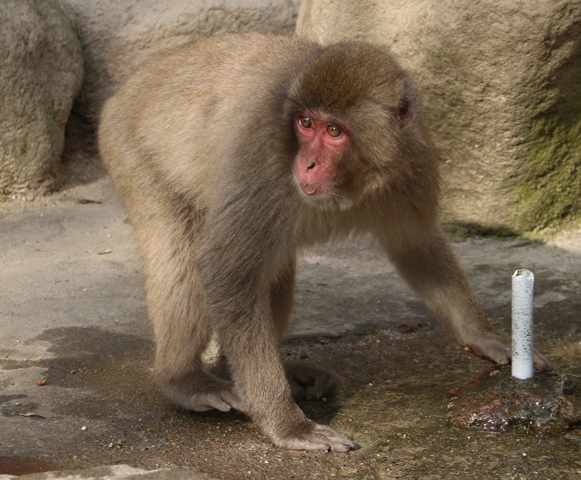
[292, 111, 350, 196]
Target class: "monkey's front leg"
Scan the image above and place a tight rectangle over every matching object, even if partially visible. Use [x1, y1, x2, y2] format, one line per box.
[211, 297, 359, 451]
[379, 224, 550, 370]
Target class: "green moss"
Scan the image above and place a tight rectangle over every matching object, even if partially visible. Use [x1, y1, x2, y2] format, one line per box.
[512, 109, 581, 232]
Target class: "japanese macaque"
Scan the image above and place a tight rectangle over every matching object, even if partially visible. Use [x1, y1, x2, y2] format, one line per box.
[98, 33, 549, 452]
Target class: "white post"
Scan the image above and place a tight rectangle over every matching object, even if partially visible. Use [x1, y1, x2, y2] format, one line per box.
[512, 269, 534, 380]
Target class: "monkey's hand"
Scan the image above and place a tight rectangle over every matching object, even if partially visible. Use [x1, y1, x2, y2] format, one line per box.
[462, 331, 551, 371]
[284, 360, 343, 402]
[268, 417, 361, 452]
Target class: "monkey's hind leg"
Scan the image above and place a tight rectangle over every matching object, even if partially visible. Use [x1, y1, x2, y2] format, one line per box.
[269, 261, 343, 402]
[141, 214, 242, 413]
[284, 360, 343, 402]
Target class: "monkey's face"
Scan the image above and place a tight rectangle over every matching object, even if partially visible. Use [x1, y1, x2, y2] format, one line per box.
[289, 102, 415, 211]
[292, 110, 350, 198]
[286, 42, 424, 210]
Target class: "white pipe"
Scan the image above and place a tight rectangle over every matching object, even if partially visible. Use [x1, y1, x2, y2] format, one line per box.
[511, 269, 534, 380]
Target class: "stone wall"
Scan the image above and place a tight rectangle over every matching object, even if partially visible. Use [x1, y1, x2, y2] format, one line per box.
[0, 0, 299, 196]
[60, 0, 300, 119]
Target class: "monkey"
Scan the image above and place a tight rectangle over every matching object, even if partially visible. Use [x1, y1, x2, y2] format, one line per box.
[98, 32, 550, 452]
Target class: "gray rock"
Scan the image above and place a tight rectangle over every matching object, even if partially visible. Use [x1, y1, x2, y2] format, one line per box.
[0, 0, 83, 196]
[297, 0, 581, 233]
[59, 0, 300, 120]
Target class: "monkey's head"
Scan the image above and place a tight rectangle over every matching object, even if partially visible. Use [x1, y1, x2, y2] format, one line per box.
[284, 41, 429, 210]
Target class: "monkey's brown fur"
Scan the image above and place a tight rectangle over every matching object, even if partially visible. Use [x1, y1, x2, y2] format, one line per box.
[98, 33, 549, 451]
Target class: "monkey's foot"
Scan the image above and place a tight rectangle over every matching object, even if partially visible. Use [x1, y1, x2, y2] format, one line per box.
[162, 382, 243, 412]
[270, 422, 360, 452]
[162, 385, 243, 412]
[284, 360, 343, 401]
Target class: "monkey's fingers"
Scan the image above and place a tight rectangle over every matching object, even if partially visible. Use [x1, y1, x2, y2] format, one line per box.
[532, 349, 552, 371]
[462, 335, 511, 367]
[463, 337, 552, 371]
[186, 391, 238, 412]
[219, 390, 246, 412]
[271, 422, 360, 452]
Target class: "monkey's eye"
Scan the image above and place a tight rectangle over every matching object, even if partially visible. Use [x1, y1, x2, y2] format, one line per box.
[299, 116, 312, 128]
[326, 124, 341, 137]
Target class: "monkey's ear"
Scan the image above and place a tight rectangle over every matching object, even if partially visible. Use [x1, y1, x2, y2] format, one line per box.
[397, 77, 419, 129]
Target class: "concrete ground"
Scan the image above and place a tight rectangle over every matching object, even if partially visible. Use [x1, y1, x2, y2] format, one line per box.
[1, 170, 580, 479]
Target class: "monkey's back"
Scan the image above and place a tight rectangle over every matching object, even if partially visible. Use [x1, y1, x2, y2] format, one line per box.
[99, 34, 320, 212]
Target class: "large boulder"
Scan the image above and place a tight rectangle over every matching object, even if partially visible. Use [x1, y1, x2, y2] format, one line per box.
[297, 0, 581, 233]
[60, 0, 300, 120]
[0, 0, 83, 196]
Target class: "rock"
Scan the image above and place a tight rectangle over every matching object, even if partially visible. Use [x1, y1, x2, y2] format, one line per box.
[296, 0, 581, 233]
[0, 0, 83, 196]
[59, 0, 300, 120]
[447, 366, 581, 434]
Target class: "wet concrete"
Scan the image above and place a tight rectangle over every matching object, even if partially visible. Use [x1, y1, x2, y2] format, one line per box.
[1, 175, 581, 479]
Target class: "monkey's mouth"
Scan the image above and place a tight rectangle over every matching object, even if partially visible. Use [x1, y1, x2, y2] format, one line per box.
[299, 182, 334, 196]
